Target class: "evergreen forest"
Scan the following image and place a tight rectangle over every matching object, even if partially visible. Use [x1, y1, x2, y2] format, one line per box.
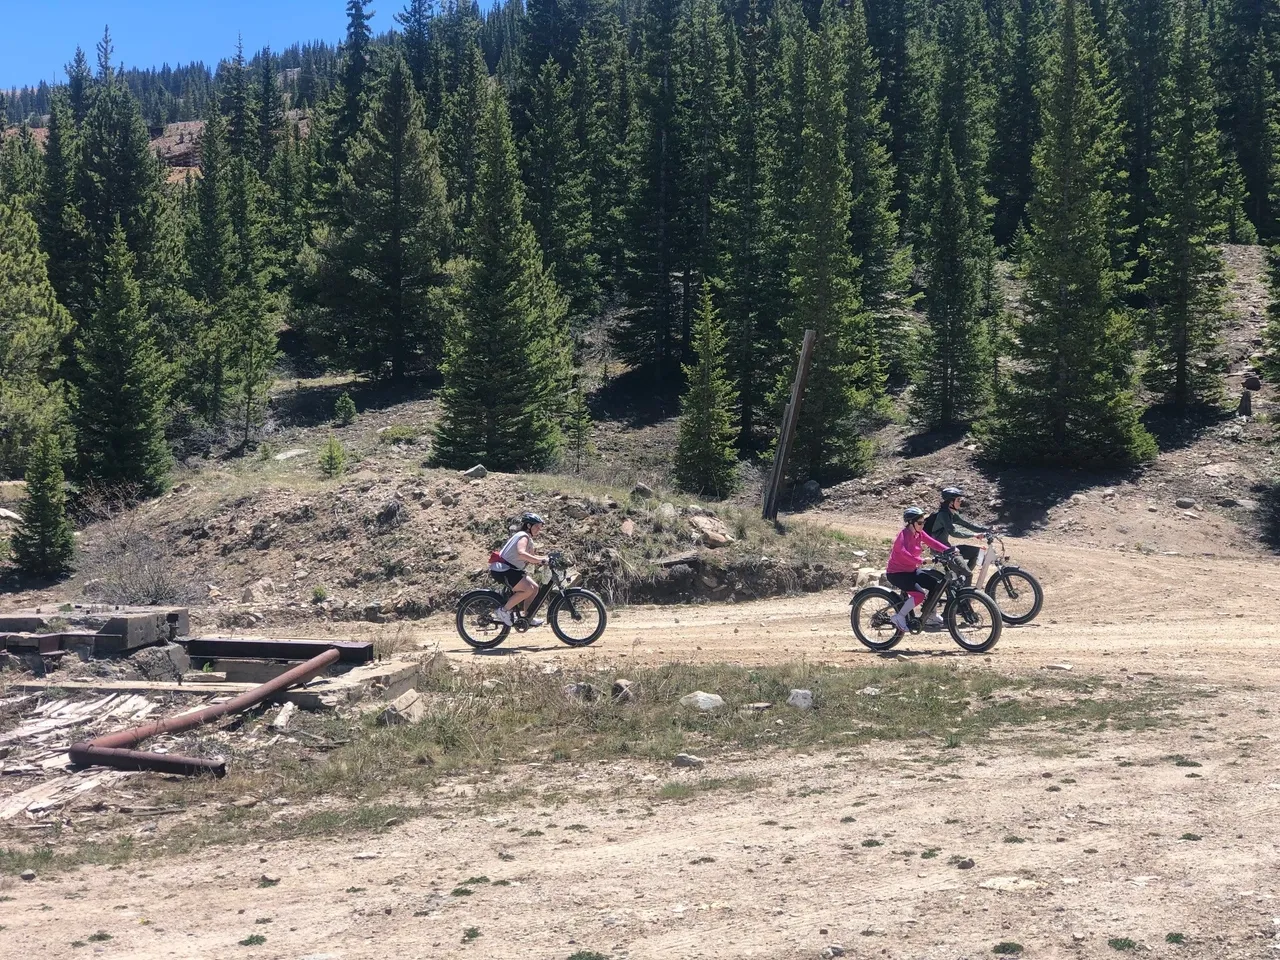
[3, 0, 1280, 530]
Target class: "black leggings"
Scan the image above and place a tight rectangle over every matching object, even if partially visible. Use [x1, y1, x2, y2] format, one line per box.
[886, 569, 944, 604]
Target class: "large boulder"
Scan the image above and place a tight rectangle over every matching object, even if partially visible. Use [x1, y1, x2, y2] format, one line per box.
[688, 514, 735, 548]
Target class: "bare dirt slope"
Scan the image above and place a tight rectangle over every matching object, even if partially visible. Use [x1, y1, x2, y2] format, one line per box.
[4, 517, 1280, 960]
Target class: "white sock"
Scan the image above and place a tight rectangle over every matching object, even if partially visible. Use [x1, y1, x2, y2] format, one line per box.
[898, 599, 916, 618]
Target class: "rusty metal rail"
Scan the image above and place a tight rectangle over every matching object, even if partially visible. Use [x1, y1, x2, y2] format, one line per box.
[68, 648, 340, 778]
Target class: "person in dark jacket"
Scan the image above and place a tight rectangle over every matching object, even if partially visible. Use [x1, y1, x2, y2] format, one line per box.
[927, 487, 989, 582]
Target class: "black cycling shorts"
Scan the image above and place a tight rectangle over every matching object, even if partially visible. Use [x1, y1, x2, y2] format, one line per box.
[886, 569, 944, 597]
[490, 568, 527, 588]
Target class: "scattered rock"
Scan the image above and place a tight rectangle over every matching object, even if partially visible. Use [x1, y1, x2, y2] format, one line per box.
[1102, 487, 1117, 500]
[20, 869, 35, 881]
[1175, 497, 1197, 509]
[611, 679, 636, 702]
[1146, 504, 1158, 513]
[956, 858, 975, 870]
[632, 482, 655, 499]
[1181, 510, 1200, 521]
[563, 682, 603, 703]
[378, 689, 426, 725]
[1070, 493, 1087, 504]
[0, 508, 22, 522]
[688, 514, 735, 548]
[786, 689, 815, 710]
[673, 753, 706, 769]
[801, 479, 823, 501]
[1244, 374, 1263, 391]
[241, 577, 276, 603]
[480, 679, 503, 692]
[679, 691, 725, 711]
[857, 686, 881, 697]
[979, 876, 1042, 892]
[375, 498, 407, 527]
[259, 872, 281, 884]
[741, 701, 772, 712]
[272, 448, 309, 461]
[462, 464, 487, 479]
[1044, 663, 1073, 672]
[620, 519, 636, 538]
[353, 852, 380, 860]
[565, 503, 590, 520]
[655, 501, 679, 525]
[821, 946, 846, 959]
[855, 567, 884, 588]
[233, 796, 259, 809]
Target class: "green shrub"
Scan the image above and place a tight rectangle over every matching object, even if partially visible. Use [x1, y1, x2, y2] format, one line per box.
[319, 435, 347, 478]
[334, 391, 357, 425]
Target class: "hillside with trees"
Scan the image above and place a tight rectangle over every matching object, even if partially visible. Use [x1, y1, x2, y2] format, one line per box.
[2, 0, 1280, 585]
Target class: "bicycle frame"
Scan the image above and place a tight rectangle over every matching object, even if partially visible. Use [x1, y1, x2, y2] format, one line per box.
[499, 564, 572, 621]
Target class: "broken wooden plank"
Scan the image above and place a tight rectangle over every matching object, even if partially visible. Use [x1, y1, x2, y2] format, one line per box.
[270, 702, 297, 731]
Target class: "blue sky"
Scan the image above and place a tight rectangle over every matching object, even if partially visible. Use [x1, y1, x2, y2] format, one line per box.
[1, 1, 398, 88]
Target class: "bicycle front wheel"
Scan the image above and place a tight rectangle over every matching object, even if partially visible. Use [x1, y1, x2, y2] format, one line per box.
[549, 588, 608, 647]
[945, 589, 1002, 653]
[985, 568, 1043, 625]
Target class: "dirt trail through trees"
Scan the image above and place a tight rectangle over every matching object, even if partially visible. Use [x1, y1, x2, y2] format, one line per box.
[3, 520, 1280, 959]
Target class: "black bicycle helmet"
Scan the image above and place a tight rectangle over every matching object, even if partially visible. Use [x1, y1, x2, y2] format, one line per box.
[903, 506, 925, 524]
[941, 486, 964, 501]
[520, 512, 545, 530]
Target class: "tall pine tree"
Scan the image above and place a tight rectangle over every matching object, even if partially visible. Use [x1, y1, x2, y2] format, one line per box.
[987, 0, 1155, 466]
[675, 285, 739, 497]
[523, 58, 600, 328]
[73, 223, 172, 496]
[778, 13, 881, 482]
[0, 198, 72, 477]
[913, 144, 988, 428]
[1142, 0, 1231, 412]
[314, 52, 452, 380]
[990, 0, 1043, 247]
[10, 429, 74, 579]
[434, 90, 571, 470]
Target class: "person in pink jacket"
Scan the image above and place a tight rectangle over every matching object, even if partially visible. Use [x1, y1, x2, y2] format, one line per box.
[886, 506, 955, 633]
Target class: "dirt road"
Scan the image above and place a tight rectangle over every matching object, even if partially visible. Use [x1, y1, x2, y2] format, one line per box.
[3, 518, 1280, 959]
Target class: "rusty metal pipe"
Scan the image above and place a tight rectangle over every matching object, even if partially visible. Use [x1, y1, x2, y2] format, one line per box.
[69, 648, 340, 777]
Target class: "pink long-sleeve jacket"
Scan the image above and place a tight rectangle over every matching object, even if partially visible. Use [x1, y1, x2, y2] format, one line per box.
[886, 526, 949, 575]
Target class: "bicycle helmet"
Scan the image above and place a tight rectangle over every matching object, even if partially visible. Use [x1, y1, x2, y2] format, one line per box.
[903, 506, 925, 524]
[519, 512, 545, 530]
[941, 486, 964, 501]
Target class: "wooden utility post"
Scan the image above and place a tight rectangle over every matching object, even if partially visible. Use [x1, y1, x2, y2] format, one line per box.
[762, 330, 816, 522]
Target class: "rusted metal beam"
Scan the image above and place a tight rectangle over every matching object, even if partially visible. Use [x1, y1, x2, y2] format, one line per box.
[68, 648, 340, 778]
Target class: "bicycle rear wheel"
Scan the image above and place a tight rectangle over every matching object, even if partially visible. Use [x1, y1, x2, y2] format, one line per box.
[850, 587, 904, 651]
[456, 591, 511, 650]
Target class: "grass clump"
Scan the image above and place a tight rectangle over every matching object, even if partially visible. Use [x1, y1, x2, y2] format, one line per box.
[239, 933, 267, 946]
[87, 932, 113, 943]
[1109, 938, 1137, 951]
[992, 944, 1023, 956]
[462, 926, 481, 943]
[1166, 933, 1186, 944]
[379, 425, 421, 445]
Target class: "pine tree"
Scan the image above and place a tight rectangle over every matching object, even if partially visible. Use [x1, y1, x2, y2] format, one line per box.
[223, 39, 258, 166]
[523, 58, 600, 328]
[675, 0, 733, 341]
[675, 285, 739, 497]
[0, 198, 72, 477]
[185, 108, 236, 426]
[256, 48, 285, 175]
[778, 15, 881, 482]
[434, 90, 571, 470]
[10, 429, 74, 579]
[37, 93, 89, 325]
[1142, 0, 1231, 412]
[1222, 153, 1261, 243]
[0, 125, 44, 208]
[913, 144, 988, 428]
[839, 0, 912, 382]
[990, 0, 1043, 247]
[73, 223, 172, 496]
[66, 47, 93, 124]
[439, 43, 490, 243]
[987, 0, 1156, 467]
[397, 0, 437, 95]
[314, 52, 451, 379]
[564, 380, 596, 472]
[336, 0, 376, 151]
[571, 31, 630, 286]
[1265, 244, 1280, 384]
[1237, 33, 1280, 238]
[1115, 0, 1174, 274]
[614, 0, 685, 380]
[722, 0, 786, 450]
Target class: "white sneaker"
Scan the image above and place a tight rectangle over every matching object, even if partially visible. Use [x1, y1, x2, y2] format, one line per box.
[890, 613, 909, 634]
[492, 607, 513, 626]
[925, 613, 945, 629]
[528, 617, 546, 628]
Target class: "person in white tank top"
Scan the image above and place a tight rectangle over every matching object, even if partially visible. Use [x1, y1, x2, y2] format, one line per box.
[489, 512, 550, 626]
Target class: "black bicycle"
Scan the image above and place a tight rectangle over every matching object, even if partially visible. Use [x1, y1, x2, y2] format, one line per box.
[850, 550, 1003, 654]
[455, 552, 608, 650]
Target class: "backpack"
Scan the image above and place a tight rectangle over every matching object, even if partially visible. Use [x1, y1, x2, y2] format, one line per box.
[923, 511, 941, 537]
